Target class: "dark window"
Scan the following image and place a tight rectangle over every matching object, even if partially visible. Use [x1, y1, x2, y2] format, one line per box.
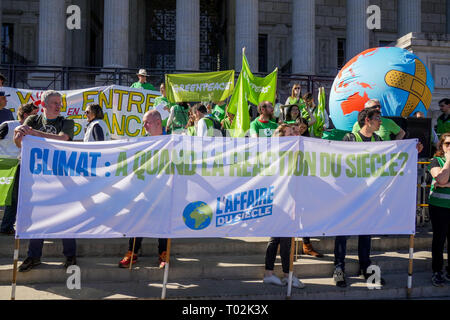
[1, 23, 14, 64]
[258, 34, 268, 73]
[378, 40, 392, 47]
[337, 38, 346, 69]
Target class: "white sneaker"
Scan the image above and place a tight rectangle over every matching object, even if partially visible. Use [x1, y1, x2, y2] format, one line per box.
[263, 274, 283, 286]
[282, 275, 305, 289]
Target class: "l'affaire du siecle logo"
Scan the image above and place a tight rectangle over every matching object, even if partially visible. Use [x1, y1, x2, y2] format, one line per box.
[183, 186, 275, 230]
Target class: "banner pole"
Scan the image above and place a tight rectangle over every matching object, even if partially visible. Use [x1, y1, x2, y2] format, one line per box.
[129, 237, 136, 271]
[407, 234, 415, 299]
[286, 237, 295, 299]
[11, 238, 20, 300]
[161, 238, 172, 300]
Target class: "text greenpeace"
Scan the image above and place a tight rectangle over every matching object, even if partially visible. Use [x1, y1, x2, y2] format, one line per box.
[1, 85, 160, 140]
[172, 82, 233, 93]
[17, 135, 418, 239]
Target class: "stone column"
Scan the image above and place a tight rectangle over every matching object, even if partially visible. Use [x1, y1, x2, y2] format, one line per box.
[292, 0, 315, 75]
[176, 0, 199, 71]
[0, 0, 3, 47]
[346, 0, 369, 61]
[446, 0, 450, 34]
[38, 0, 66, 66]
[235, 0, 258, 72]
[72, 0, 88, 67]
[103, 0, 129, 68]
[398, 0, 421, 38]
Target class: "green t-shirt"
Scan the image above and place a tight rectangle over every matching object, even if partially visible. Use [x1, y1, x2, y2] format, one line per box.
[130, 82, 156, 91]
[250, 118, 278, 137]
[24, 114, 74, 140]
[436, 114, 450, 137]
[352, 117, 401, 141]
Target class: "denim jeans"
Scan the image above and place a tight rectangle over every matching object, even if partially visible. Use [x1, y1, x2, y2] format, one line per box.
[0, 166, 19, 232]
[27, 238, 76, 258]
[128, 237, 167, 255]
[429, 204, 450, 273]
[334, 235, 371, 272]
[265, 237, 291, 274]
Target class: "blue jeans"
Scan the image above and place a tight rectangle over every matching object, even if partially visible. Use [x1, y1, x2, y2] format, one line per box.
[334, 235, 371, 272]
[0, 166, 19, 232]
[27, 239, 76, 258]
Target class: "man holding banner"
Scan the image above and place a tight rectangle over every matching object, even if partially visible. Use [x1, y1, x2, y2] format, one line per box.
[14, 90, 77, 272]
[119, 110, 168, 269]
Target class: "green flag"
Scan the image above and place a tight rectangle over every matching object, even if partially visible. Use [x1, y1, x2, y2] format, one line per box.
[165, 70, 235, 103]
[0, 158, 19, 206]
[228, 52, 278, 115]
[310, 87, 326, 137]
[230, 72, 250, 137]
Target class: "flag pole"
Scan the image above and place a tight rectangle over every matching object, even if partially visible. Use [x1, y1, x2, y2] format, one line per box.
[407, 234, 415, 299]
[11, 238, 20, 300]
[286, 237, 295, 299]
[129, 237, 136, 271]
[161, 238, 172, 300]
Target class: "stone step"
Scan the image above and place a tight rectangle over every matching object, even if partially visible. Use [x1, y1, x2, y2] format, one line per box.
[1, 271, 449, 300]
[0, 230, 433, 258]
[0, 251, 440, 285]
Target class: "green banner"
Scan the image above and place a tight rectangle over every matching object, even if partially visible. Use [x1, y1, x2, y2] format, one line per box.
[165, 70, 235, 103]
[0, 158, 19, 206]
[228, 53, 278, 115]
[230, 72, 250, 137]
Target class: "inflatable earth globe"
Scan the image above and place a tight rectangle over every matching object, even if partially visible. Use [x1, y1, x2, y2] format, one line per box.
[329, 47, 434, 131]
[183, 201, 213, 230]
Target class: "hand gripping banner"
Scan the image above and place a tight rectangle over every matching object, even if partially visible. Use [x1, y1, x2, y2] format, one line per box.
[16, 135, 418, 239]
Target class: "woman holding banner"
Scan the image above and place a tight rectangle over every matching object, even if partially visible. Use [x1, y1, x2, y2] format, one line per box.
[263, 123, 305, 289]
[428, 132, 450, 287]
[83, 104, 110, 142]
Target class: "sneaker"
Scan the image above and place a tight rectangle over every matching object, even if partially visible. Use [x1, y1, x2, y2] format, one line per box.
[361, 267, 386, 286]
[263, 274, 283, 286]
[333, 266, 347, 288]
[282, 275, 305, 289]
[432, 271, 445, 287]
[118, 251, 137, 268]
[18, 257, 41, 272]
[63, 256, 77, 269]
[158, 251, 167, 269]
[302, 243, 323, 258]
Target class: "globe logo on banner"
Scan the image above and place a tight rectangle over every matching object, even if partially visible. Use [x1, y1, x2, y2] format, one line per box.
[329, 47, 434, 131]
[182, 201, 213, 230]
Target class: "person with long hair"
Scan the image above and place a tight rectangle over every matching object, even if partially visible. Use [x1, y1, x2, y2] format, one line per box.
[428, 132, 450, 286]
[83, 104, 110, 142]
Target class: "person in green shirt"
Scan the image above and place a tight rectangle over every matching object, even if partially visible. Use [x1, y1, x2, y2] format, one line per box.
[130, 69, 156, 91]
[153, 83, 171, 128]
[436, 98, 450, 138]
[250, 101, 279, 137]
[352, 99, 405, 141]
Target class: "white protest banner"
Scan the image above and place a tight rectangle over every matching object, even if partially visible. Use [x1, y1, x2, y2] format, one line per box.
[2, 85, 160, 140]
[16, 136, 418, 239]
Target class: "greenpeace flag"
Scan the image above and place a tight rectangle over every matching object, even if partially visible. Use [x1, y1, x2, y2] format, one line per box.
[17, 135, 418, 239]
[165, 70, 235, 103]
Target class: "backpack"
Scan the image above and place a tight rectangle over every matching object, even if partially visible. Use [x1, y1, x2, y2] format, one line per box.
[170, 104, 189, 130]
[204, 115, 226, 137]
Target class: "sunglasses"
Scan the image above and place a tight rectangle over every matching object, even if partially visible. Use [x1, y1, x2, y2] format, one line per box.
[371, 116, 381, 121]
[84, 110, 91, 114]
[294, 88, 300, 90]
[443, 142, 450, 147]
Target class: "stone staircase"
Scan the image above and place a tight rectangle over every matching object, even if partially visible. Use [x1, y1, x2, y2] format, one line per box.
[0, 207, 449, 300]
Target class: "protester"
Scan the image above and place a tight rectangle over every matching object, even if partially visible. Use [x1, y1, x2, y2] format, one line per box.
[153, 83, 172, 128]
[119, 110, 168, 269]
[333, 107, 386, 287]
[191, 103, 222, 137]
[250, 101, 278, 138]
[166, 102, 190, 134]
[428, 132, 450, 286]
[352, 99, 405, 141]
[283, 105, 301, 124]
[221, 110, 234, 136]
[414, 111, 438, 149]
[436, 98, 450, 138]
[0, 91, 13, 124]
[285, 83, 305, 110]
[185, 108, 197, 136]
[263, 123, 305, 289]
[305, 90, 329, 138]
[130, 69, 156, 91]
[0, 103, 39, 235]
[0, 73, 6, 87]
[14, 90, 77, 271]
[83, 104, 110, 142]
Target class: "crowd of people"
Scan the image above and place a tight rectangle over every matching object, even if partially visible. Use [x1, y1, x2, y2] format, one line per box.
[0, 69, 449, 289]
